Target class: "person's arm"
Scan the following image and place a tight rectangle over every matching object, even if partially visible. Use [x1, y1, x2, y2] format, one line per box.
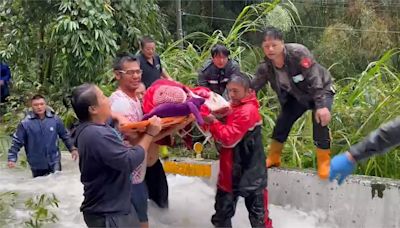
[7, 123, 26, 167]
[55, 117, 78, 160]
[330, 117, 400, 184]
[348, 117, 400, 161]
[250, 63, 269, 92]
[161, 68, 172, 80]
[208, 108, 256, 148]
[197, 70, 209, 87]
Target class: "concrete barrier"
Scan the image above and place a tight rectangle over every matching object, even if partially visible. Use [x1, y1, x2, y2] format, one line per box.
[268, 167, 400, 228]
[171, 159, 400, 228]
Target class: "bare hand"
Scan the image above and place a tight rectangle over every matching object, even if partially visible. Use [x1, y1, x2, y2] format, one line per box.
[315, 107, 331, 127]
[71, 149, 79, 161]
[146, 116, 162, 136]
[8, 161, 16, 168]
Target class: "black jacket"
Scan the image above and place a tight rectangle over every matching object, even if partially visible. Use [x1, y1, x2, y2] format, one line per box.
[251, 43, 334, 109]
[73, 122, 145, 215]
[198, 59, 241, 96]
[349, 117, 400, 161]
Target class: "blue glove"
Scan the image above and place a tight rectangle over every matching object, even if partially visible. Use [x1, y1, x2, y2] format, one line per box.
[329, 153, 356, 185]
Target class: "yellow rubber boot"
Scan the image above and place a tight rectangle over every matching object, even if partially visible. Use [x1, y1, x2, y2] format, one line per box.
[316, 148, 331, 179]
[266, 140, 284, 168]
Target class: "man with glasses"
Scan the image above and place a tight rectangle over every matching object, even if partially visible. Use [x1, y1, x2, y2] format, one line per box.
[109, 53, 152, 228]
[138, 36, 172, 88]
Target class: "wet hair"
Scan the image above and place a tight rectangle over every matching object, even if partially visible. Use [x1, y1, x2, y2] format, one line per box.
[227, 73, 251, 90]
[140, 36, 155, 49]
[71, 83, 98, 122]
[112, 53, 138, 71]
[211, 44, 230, 58]
[262, 26, 284, 42]
[31, 94, 45, 102]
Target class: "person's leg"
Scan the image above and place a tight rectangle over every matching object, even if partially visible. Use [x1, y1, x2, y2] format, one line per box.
[211, 189, 238, 228]
[145, 158, 169, 208]
[104, 209, 140, 228]
[83, 213, 106, 228]
[131, 182, 149, 228]
[244, 190, 266, 228]
[312, 92, 334, 179]
[268, 97, 308, 167]
[50, 161, 62, 173]
[31, 169, 52, 178]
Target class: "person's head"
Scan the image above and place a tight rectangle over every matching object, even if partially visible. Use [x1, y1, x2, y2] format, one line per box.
[71, 84, 111, 123]
[113, 53, 142, 92]
[140, 36, 156, 60]
[135, 82, 146, 102]
[226, 73, 251, 105]
[31, 94, 47, 117]
[261, 27, 285, 61]
[211, 44, 230, 69]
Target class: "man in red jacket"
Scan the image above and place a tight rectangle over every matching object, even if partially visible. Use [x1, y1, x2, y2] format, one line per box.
[203, 74, 272, 228]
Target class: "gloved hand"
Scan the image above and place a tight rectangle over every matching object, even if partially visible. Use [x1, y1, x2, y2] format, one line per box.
[329, 152, 356, 185]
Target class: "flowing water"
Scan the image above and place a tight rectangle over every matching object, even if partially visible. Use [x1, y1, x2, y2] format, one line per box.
[0, 154, 337, 228]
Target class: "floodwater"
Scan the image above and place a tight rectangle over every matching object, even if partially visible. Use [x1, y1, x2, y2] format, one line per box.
[0, 155, 337, 228]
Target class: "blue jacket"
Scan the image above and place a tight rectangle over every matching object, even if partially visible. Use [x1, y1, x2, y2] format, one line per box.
[8, 110, 75, 170]
[0, 63, 11, 101]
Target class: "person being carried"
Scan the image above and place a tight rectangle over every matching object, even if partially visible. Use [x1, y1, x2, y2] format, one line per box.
[330, 117, 400, 185]
[7, 94, 78, 177]
[203, 74, 273, 228]
[71, 83, 163, 228]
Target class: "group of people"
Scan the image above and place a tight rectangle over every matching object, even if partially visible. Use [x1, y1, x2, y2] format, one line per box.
[5, 27, 400, 228]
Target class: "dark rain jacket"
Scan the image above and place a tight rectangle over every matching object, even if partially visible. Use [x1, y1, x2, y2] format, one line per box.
[208, 92, 268, 196]
[251, 43, 334, 109]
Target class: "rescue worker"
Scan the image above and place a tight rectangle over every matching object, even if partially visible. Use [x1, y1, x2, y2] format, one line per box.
[198, 44, 241, 97]
[251, 27, 335, 179]
[330, 117, 400, 185]
[203, 74, 272, 228]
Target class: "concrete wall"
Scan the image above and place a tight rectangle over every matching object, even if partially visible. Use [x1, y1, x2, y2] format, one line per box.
[206, 162, 400, 228]
[269, 168, 400, 228]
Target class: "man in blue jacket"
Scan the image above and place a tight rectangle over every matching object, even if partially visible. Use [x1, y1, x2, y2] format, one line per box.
[0, 62, 11, 103]
[7, 94, 78, 177]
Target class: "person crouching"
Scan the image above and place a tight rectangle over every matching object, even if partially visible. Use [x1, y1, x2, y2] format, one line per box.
[203, 74, 273, 228]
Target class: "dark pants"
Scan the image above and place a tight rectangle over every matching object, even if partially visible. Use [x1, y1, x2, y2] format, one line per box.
[272, 93, 334, 149]
[83, 210, 140, 228]
[211, 188, 270, 228]
[145, 159, 169, 208]
[31, 162, 61, 178]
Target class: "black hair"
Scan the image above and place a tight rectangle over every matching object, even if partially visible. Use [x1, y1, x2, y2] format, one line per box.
[71, 83, 98, 122]
[211, 44, 230, 58]
[140, 36, 155, 49]
[261, 26, 284, 42]
[31, 94, 45, 102]
[227, 73, 251, 90]
[112, 52, 138, 71]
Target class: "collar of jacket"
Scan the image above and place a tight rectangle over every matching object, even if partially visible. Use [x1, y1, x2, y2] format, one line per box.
[27, 110, 54, 119]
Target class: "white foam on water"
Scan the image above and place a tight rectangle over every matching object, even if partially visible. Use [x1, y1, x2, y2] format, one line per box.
[0, 156, 337, 228]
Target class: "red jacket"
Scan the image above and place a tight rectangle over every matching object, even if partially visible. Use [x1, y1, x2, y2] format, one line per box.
[208, 92, 267, 194]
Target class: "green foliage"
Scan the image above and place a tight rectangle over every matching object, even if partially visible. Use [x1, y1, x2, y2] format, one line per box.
[24, 193, 60, 228]
[0, 191, 18, 226]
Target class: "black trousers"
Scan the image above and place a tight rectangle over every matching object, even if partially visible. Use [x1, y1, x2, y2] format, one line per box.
[83, 210, 140, 228]
[31, 162, 61, 178]
[272, 93, 334, 149]
[145, 159, 169, 208]
[211, 189, 265, 228]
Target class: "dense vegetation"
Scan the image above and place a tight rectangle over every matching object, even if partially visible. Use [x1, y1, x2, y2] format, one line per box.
[1, 0, 400, 179]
